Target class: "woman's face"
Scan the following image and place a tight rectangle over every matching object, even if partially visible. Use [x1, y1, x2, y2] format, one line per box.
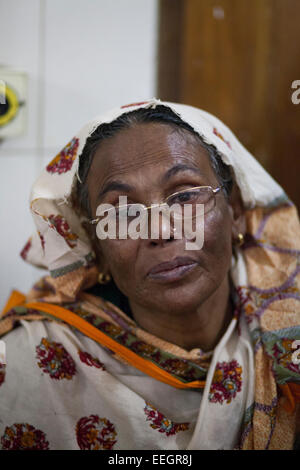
[86, 122, 243, 315]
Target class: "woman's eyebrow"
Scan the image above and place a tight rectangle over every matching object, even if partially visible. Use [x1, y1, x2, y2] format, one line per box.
[97, 180, 133, 200]
[161, 164, 203, 183]
[97, 164, 202, 200]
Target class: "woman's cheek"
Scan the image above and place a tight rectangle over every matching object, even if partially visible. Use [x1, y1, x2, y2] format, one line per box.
[203, 207, 232, 260]
[103, 239, 138, 284]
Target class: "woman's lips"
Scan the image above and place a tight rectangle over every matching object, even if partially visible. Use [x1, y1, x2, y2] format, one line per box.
[147, 257, 198, 282]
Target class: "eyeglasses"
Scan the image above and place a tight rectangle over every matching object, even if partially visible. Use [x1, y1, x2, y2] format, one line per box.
[89, 185, 222, 226]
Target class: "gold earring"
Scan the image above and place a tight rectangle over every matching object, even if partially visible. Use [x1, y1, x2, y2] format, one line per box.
[98, 272, 111, 284]
[237, 233, 244, 247]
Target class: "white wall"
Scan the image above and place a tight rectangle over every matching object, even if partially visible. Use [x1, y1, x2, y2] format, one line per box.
[0, 0, 158, 310]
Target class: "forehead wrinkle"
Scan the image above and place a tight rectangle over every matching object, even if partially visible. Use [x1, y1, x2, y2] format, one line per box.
[97, 152, 167, 193]
[104, 149, 167, 175]
[98, 146, 205, 184]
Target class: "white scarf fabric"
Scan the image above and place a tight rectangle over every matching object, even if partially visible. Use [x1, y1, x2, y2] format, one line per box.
[1, 255, 253, 450]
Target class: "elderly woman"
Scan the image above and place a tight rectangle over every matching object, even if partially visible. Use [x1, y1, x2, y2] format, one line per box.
[0, 99, 299, 450]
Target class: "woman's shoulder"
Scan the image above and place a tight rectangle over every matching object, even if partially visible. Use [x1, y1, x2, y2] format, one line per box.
[0, 319, 114, 450]
[0, 320, 74, 384]
[0, 317, 128, 390]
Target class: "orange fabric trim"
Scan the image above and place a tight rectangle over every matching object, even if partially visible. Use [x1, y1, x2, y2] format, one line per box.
[1, 291, 206, 391]
[1, 290, 26, 316]
[26, 301, 206, 390]
[279, 383, 300, 414]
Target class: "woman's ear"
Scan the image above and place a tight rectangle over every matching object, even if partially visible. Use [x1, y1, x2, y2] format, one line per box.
[228, 181, 246, 242]
[71, 189, 110, 276]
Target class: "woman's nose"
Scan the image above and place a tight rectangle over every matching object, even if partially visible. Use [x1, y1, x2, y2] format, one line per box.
[146, 209, 177, 246]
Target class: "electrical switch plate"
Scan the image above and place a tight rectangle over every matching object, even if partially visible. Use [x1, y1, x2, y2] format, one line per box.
[0, 67, 27, 138]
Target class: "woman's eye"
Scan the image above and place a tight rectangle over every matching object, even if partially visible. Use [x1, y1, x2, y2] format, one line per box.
[170, 191, 198, 204]
[115, 206, 129, 217]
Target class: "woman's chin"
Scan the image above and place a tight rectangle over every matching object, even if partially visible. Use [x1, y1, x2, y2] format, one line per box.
[145, 274, 212, 314]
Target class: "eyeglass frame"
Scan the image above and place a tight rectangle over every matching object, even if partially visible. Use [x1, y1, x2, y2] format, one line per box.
[89, 185, 223, 225]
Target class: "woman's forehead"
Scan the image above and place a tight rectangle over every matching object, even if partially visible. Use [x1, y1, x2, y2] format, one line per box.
[89, 122, 213, 181]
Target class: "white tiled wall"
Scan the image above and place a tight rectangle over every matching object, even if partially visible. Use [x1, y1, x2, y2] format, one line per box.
[0, 0, 41, 151]
[0, 0, 158, 310]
